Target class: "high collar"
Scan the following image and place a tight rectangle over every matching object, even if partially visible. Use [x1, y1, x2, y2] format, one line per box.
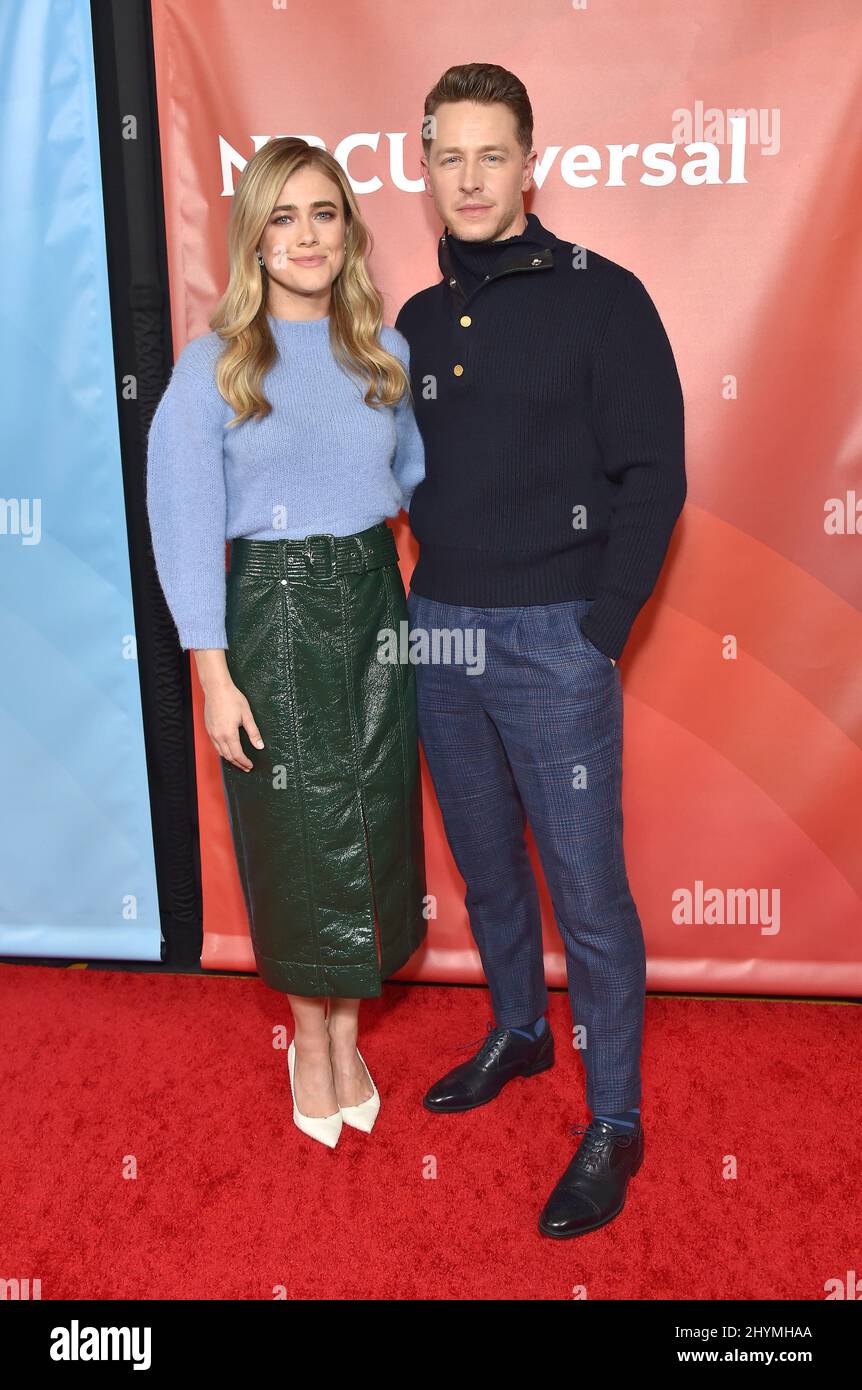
[266, 311, 330, 330]
[437, 211, 558, 308]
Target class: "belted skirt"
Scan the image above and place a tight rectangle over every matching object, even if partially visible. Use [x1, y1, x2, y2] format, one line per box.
[220, 522, 428, 997]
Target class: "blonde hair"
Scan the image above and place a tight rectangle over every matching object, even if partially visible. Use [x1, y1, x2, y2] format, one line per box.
[209, 137, 411, 427]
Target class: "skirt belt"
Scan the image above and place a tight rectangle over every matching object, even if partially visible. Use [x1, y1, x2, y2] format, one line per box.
[228, 523, 398, 581]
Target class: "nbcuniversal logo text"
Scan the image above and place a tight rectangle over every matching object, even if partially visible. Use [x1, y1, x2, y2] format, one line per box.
[219, 111, 771, 196]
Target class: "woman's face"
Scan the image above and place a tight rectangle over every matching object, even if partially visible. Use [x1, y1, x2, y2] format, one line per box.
[258, 165, 347, 311]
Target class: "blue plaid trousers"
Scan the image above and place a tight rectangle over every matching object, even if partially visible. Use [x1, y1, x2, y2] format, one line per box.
[405, 590, 645, 1112]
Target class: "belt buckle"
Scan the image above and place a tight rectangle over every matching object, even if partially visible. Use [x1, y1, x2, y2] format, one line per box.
[303, 533, 337, 579]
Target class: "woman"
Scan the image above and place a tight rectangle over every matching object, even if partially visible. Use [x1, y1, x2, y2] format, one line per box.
[146, 137, 428, 1148]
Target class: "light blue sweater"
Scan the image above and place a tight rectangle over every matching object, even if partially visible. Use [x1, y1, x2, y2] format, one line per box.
[145, 313, 425, 649]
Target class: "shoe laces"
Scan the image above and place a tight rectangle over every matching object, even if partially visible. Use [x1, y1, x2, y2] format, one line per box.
[453, 1018, 510, 1064]
[567, 1120, 620, 1175]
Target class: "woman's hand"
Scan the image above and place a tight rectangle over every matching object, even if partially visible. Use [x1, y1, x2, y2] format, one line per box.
[193, 650, 264, 771]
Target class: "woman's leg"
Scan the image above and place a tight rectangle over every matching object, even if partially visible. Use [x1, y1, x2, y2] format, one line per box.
[289, 995, 339, 1117]
[327, 997, 375, 1107]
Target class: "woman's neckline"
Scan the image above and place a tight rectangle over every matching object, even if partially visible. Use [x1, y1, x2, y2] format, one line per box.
[267, 310, 330, 327]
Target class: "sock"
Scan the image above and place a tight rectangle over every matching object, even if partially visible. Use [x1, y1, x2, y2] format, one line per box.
[591, 1107, 640, 1134]
[509, 1013, 547, 1040]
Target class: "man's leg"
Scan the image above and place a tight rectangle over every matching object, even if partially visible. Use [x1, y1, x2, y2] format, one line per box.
[406, 591, 547, 1028]
[485, 599, 645, 1114]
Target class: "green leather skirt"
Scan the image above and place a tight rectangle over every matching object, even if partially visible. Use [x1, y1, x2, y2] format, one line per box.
[220, 522, 427, 997]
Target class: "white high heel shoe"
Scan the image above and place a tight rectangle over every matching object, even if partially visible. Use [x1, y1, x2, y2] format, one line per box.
[287, 1039, 342, 1149]
[337, 1046, 380, 1133]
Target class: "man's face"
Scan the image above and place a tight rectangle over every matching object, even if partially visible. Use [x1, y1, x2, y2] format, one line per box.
[421, 100, 536, 242]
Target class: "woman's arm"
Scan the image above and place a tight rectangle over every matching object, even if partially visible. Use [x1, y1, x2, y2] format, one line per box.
[146, 347, 263, 769]
[386, 332, 425, 512]
[146, 351, 230, 649]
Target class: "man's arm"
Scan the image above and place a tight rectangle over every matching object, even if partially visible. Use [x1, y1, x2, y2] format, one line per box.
[579, 270, 686, 662]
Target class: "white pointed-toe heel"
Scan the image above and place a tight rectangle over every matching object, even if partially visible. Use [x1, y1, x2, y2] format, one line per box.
[287, 1039, 342, 1148]
[337, 1046, 380, 1133]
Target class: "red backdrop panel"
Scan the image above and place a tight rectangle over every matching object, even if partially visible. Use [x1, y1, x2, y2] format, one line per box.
[151, 0, 862, 995]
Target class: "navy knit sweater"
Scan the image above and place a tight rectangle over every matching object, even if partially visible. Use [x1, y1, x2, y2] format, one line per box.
[394, 212, 686, 661]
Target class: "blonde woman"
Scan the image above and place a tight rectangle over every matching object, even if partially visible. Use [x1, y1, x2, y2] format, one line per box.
[146, 137, 427, 1148]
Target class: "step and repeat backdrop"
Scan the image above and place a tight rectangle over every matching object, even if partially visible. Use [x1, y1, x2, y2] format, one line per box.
[150, 0, 862, 995]
[0, 0, 161, 966]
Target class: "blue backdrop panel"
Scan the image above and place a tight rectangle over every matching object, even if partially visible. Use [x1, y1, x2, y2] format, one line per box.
[0, 0, 160, 961]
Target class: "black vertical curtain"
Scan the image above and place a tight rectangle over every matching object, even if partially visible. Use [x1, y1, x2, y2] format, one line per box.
[89, 0, 203, 969]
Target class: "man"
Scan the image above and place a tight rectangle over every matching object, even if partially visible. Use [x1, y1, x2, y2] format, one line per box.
[395, 62, 686, 1238]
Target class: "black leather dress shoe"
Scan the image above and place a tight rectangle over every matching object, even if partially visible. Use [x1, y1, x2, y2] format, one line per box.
[423, 1020, 554, 1113]
[538, 1118, 644, 1238]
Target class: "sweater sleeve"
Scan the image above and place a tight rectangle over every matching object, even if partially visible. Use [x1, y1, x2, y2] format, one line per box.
[385, 329, 426, 513]
[580, 271, 687, 661]
[146, 352, 229, 650]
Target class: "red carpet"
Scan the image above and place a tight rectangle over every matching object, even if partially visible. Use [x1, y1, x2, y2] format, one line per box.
[1, 962, 859, 1300]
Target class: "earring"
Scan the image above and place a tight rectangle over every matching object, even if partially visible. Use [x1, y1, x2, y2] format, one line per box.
[257, 252, 265, 266]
